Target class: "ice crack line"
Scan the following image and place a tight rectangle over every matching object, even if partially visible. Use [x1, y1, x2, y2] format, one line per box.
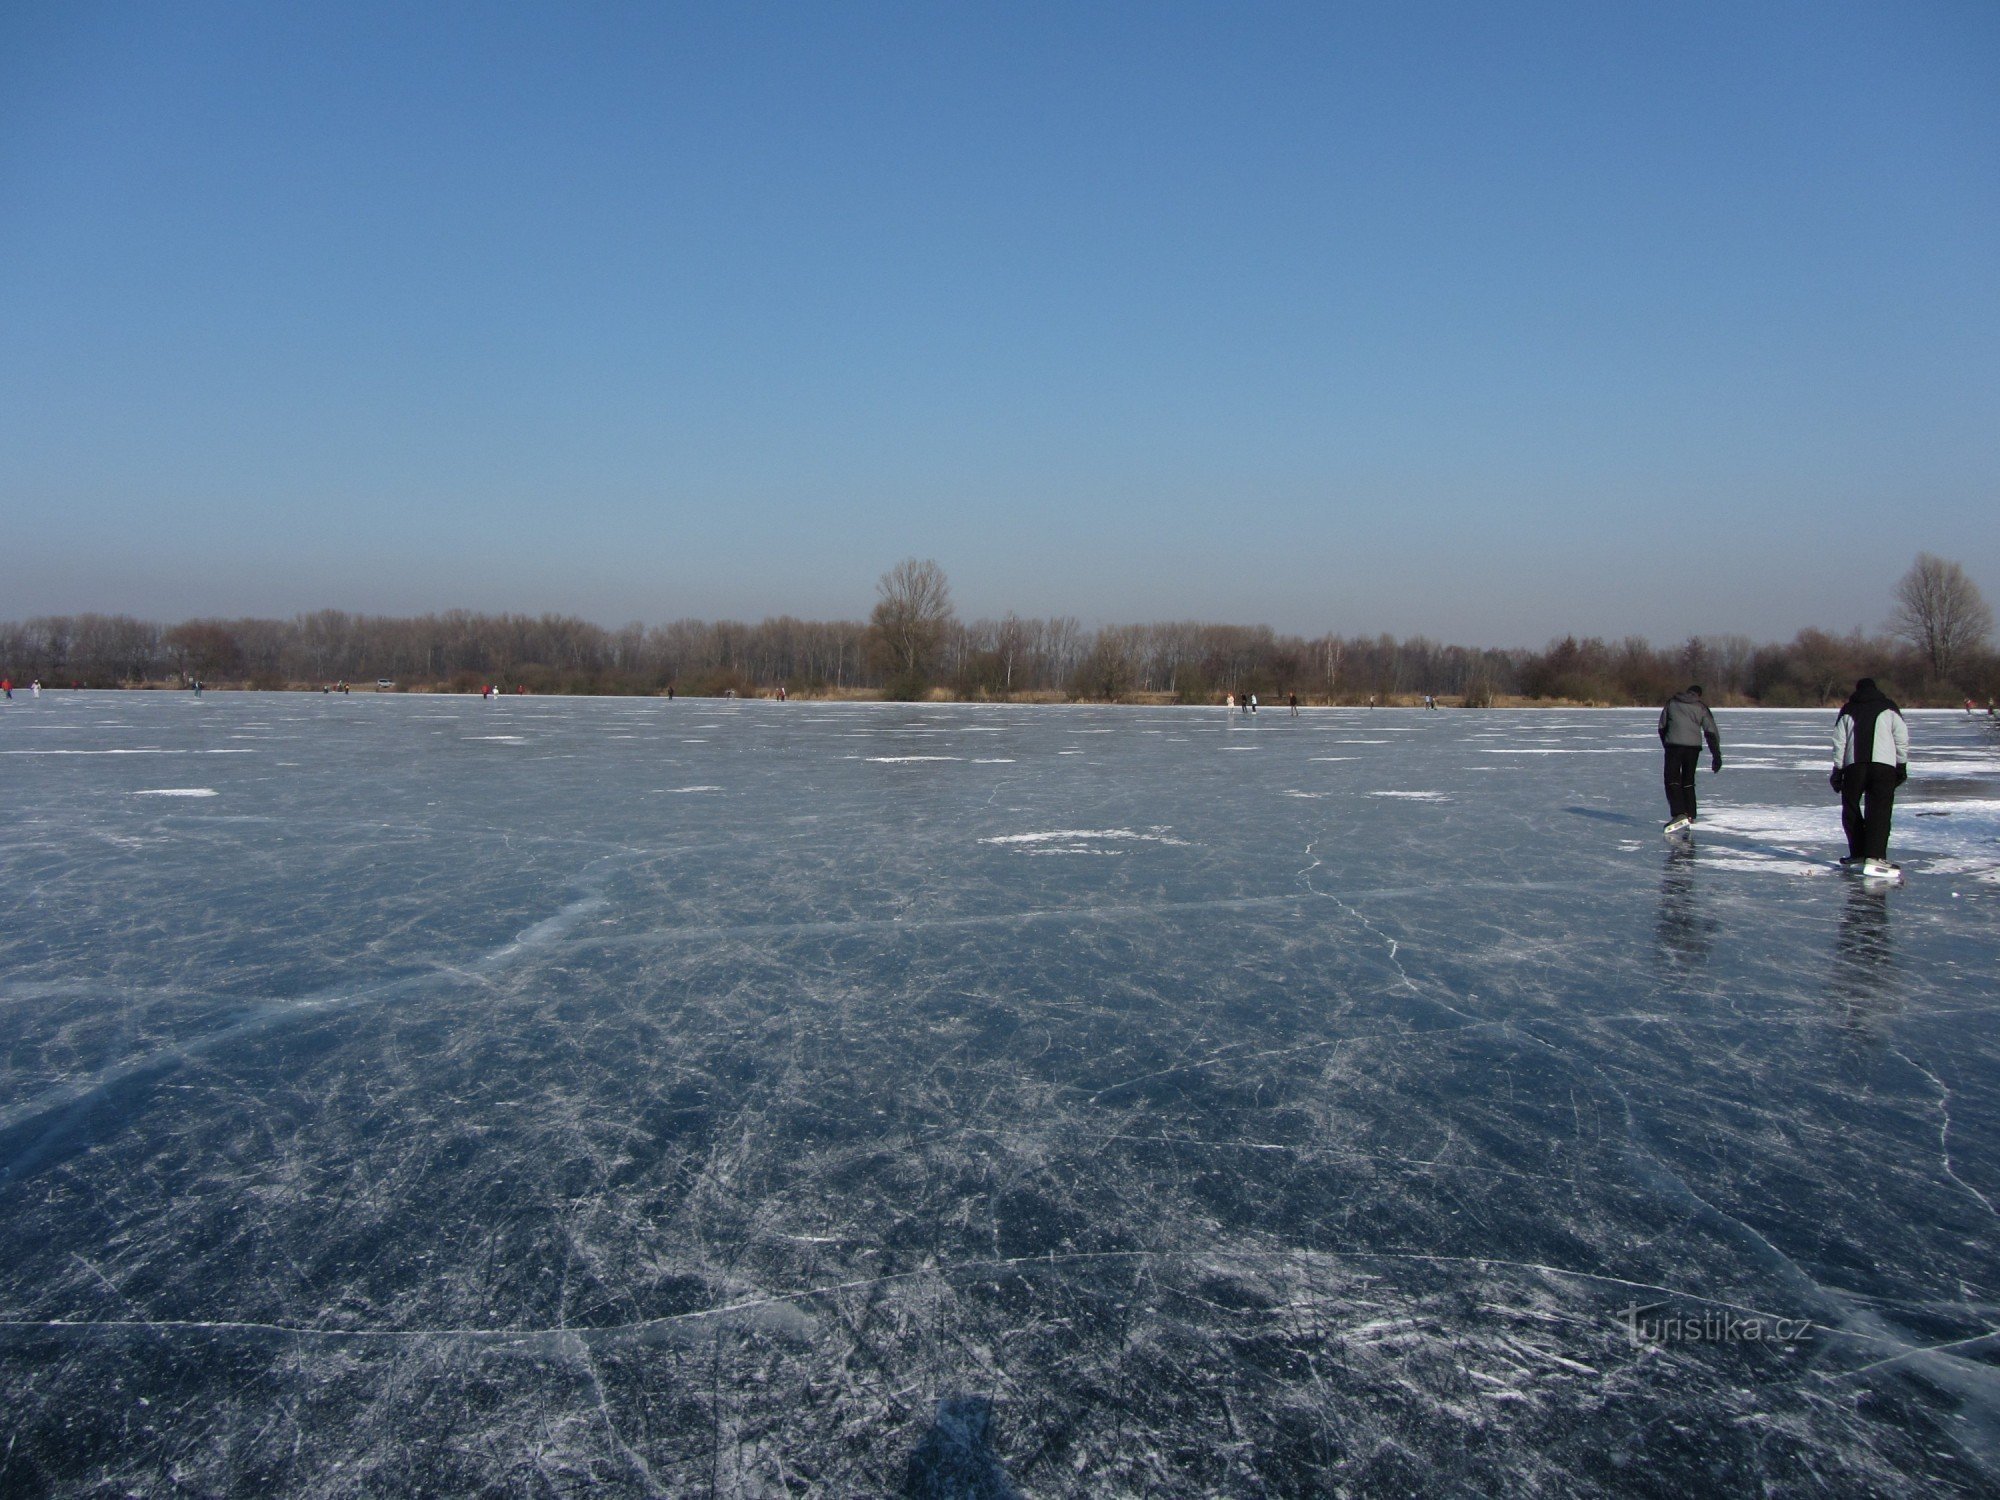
[1298, 840, 1419, 996]
[0, 1249, 1856, 1350]
[1892, 1045, 2000, 1222]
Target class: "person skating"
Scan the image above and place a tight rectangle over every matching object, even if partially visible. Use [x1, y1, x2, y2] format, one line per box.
[1832, 678, 1910, 879]
[1657, 685, 1722, 835]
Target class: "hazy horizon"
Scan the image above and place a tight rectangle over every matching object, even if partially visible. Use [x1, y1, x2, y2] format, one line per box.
[0, 585, 1938, 658]
[4, 2, 1995, 642]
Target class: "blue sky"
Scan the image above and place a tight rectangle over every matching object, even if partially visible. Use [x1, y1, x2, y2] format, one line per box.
[3, 1, 1995, 644]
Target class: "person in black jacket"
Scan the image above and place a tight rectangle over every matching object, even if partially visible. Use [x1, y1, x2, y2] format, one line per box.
[1832, 678, 1910, 876]
[1657, 685, 1722, 833]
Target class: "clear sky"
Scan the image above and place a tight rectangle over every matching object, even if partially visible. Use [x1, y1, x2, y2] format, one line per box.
[4, 1, 1996, 645]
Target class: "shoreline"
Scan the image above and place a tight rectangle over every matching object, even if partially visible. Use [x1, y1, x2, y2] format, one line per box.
[7, 683, 1988, 711]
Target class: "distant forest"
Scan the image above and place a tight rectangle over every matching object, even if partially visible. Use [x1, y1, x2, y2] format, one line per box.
[3, 555, 1993, 706]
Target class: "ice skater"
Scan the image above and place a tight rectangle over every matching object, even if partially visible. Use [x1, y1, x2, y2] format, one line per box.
[1832, 677, 1910, 878]
[1657, 684, 1722, 836]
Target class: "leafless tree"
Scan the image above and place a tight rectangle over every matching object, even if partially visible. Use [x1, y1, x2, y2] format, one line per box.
[868, 558, 956, 694]
[1892, 553, 1993, 681]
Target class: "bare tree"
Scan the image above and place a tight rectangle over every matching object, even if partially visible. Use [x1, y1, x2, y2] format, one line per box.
[1892, 553, 1993, 681]
[868, 558, 955, 696]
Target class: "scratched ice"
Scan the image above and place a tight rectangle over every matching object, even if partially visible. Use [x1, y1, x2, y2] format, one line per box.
[3, 692, 1999, 1494]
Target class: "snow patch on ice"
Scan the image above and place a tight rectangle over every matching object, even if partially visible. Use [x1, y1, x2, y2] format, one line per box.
[981, 828, 1189, 852]
[1698, 853, 1833, 878]
[133, 788, 218, 798]
[1699, 799, 2000, 873]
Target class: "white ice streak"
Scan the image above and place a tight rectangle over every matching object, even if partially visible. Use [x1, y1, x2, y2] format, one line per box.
[132, 788, 218, 798]
[980, 828, 1189, 854]
[0, 748, 253, 755]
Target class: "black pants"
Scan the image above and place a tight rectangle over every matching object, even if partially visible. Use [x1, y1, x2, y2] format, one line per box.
[1841, 764, 1899, 860]
[1663, 745, 1701, 820]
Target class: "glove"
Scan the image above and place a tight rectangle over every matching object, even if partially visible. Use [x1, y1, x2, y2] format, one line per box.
[1829, 767, 1843, 793]
[1710, 753, 1722, 774]
[1896, 763, 1908, 786]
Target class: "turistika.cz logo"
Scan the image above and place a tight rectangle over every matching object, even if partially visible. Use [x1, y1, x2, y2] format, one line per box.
[1616, 1303, 1812, 1347]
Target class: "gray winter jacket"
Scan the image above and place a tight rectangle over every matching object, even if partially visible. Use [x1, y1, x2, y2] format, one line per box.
[1658, 691, 1720, 753]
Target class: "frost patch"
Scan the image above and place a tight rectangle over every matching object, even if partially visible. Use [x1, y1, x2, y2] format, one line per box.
[981, 828, 1188, 854]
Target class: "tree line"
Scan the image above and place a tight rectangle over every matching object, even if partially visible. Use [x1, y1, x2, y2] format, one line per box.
[3, 554, 1992, 706]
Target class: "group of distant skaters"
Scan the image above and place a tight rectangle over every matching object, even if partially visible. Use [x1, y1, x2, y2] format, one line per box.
[1225, 691, 1448, 717]
[1658, 678, 1921, 880]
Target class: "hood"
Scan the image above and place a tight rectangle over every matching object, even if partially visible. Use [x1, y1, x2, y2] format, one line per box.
[1842, 679, 1897, 713]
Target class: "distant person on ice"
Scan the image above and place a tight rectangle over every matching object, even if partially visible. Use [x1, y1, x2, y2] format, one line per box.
[1832, 678, 1910, 878]
[1657, 684, 1722, 835]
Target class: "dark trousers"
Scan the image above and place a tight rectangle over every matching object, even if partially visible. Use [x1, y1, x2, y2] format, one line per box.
[1841, 764, 1899, 860]
[1663, 745, 1701, 820]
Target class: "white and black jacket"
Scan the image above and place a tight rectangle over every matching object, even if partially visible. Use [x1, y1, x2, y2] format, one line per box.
[1833, 687, 1910, 770]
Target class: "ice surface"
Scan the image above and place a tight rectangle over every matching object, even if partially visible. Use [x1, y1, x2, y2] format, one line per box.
[2, 694, 1998, 1494]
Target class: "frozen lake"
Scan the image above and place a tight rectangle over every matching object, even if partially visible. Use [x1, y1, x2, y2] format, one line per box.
[3, 692, 1998, 1495]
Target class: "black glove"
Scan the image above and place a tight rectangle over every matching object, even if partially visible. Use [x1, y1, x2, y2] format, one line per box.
[1829, 767, 1843, 793]
[1896, 763, 1908, 786]
[1710, 753, 1722, 774]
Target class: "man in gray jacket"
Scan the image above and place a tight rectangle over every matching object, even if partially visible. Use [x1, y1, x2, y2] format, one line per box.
[1658, 685, 1722, 834]
[1832, 678, 1910, 877]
